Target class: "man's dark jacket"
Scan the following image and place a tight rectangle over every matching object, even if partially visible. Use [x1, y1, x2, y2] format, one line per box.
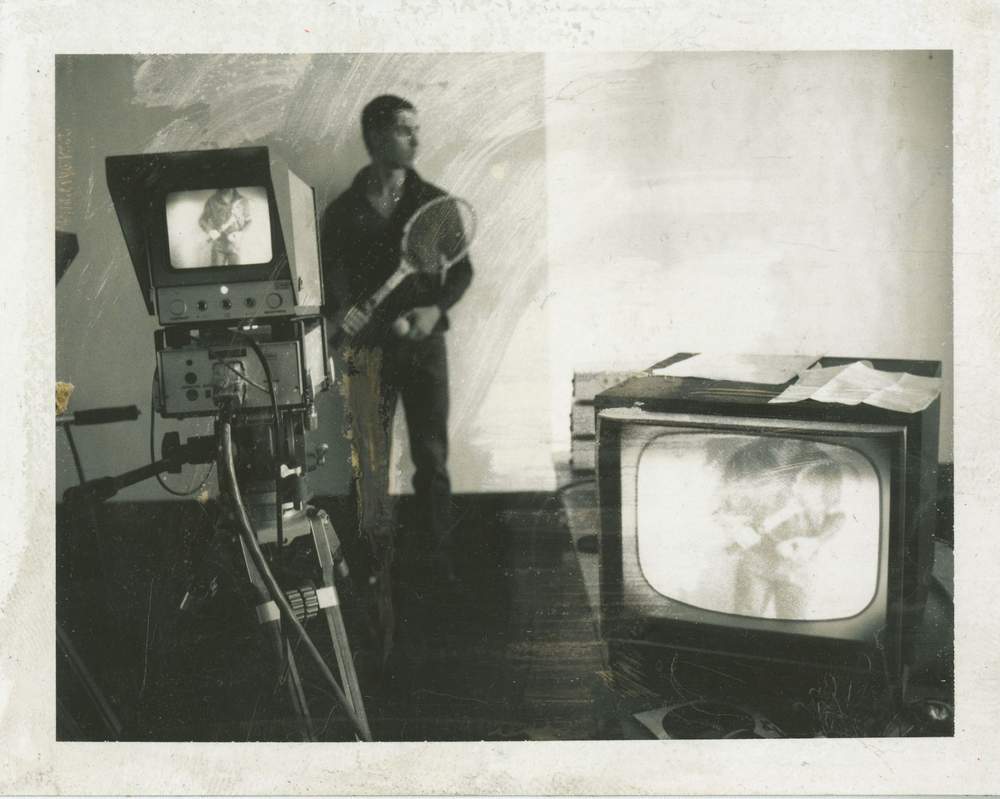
[320, 167, 473, 346]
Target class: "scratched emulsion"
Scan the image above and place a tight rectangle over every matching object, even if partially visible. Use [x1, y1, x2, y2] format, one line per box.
[127, 53, 551, 496]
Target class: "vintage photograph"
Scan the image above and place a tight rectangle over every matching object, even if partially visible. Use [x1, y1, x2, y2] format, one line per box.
[53, 51, 955, 747]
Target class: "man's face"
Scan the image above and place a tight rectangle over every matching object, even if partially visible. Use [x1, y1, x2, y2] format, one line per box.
[371, 110, 419, 169]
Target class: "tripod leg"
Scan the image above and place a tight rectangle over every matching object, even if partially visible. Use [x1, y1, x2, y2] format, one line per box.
[57, 623, 123, 739]
[237, 536, 315, 742]
[310, 509, 371, 741]
[284, 641, 315, 741]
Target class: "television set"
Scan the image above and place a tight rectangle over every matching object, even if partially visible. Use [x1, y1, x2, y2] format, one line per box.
[106, 146, 322, 325]
[595, 354, 941, 688]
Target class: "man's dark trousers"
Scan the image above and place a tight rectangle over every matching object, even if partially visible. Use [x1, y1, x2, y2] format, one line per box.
[345, 332, 452, 565]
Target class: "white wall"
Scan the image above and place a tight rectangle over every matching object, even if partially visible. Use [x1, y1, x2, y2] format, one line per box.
[55, 54, 552, 500]
[55, 51, 953, 502]
[545, 51, 952, 459]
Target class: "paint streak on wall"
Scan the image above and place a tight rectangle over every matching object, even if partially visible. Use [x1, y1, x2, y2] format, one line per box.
[55, 51, 950, 502]
[56, 53, 551, 500]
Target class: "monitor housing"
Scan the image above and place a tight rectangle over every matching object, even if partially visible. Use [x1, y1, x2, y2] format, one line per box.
[107, 146, 323, 326]
[595, 354, 941, 686]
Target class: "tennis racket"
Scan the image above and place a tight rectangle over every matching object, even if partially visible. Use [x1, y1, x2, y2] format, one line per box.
[333, 195, 477, 344]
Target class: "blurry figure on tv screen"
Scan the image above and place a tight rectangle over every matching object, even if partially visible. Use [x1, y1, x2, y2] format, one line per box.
[199, 187, 252, 265]
[715, 439, 853, 619]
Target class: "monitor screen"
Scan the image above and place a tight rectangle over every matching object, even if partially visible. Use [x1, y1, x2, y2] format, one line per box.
[635, 433, 880, 622]
[166, 186, 273, 269]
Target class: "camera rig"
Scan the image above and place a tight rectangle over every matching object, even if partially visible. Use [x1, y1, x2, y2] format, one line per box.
[64, 147, 370, 740]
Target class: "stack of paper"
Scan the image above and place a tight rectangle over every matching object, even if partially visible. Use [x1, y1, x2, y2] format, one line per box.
[769, 361, 941, 413]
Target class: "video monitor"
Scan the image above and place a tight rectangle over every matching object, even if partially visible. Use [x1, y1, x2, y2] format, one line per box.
[166, 186, 273, 269]
[107, 147, 324, 324]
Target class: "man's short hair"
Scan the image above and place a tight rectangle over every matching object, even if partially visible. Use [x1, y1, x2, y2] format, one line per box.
[361, 94, 416, 151]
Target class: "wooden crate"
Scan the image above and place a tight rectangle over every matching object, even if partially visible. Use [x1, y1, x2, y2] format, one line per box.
[570, 370, 638, 473]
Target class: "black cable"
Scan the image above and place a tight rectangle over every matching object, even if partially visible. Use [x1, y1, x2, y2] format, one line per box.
[63, 426, 87, 485]
[149, 372, 216, 497]
[230, 330, 285, 552]
[219, 421, 370, 741]
[556, 476, 597, 496]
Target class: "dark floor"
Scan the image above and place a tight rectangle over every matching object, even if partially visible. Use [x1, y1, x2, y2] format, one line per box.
[56, 493, 609, 741]
[329, 494, 609, 741]
[56, 484, 954, 741]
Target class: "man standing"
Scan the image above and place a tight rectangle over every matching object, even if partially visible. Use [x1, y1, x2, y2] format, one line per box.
[199, 187, 252, 265]
[320, 95, 472, 661]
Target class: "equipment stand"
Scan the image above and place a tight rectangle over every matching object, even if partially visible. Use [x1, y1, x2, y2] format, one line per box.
[310, 508, 370, 737]
[236, 506, 371, 742]
[67, 428, 373, 742]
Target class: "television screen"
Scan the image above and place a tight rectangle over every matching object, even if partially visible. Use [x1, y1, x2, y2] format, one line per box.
[609, 417, 894, 645]
[166, 186, 273, 269]
[636, 433, 881, 623]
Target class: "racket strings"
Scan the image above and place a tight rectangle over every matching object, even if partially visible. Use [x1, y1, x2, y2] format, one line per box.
[402, 199, 475, 271]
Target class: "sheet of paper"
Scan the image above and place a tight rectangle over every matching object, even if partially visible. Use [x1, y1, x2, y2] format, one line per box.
[810, 360, 899, 405]
[865, 371, 945, 413]
[769, 361, 941, 412]
[651, 353, 820, 385]
[767, 362, 872, 404]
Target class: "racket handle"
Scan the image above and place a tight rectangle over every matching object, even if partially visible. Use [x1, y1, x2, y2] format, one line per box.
[329, 326, 347, 349]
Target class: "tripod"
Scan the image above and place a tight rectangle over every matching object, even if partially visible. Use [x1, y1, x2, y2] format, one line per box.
[64, 414, 372, 741]
[217, 415, 370, 741]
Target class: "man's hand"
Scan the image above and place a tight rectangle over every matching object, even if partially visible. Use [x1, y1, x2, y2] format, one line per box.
[207, 229, 221, 241]
[406, 305, 441, 340]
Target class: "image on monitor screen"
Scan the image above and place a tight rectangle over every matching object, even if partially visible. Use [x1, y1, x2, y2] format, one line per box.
[636, 434, 880, 622]
[166, 186, 273, 269]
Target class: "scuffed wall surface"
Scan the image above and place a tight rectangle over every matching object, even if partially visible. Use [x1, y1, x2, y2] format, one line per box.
[55, 50, 953, 504]
[55, 53, 551, 499]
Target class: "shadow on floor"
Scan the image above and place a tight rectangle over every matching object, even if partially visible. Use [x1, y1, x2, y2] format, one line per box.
[57, 494, 609, 741]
